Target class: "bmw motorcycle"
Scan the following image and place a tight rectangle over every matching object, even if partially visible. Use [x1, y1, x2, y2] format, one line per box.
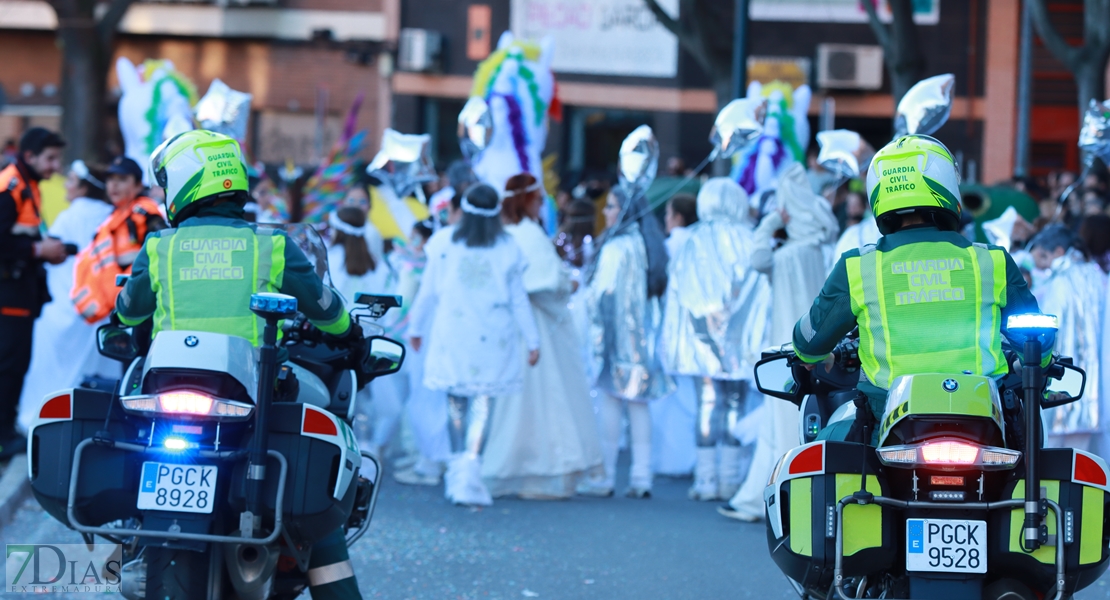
[754, 314, 1110, 600]
[26, 224, 404, 600]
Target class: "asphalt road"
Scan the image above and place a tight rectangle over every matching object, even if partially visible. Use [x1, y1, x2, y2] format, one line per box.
[5, 455, 1110, 599]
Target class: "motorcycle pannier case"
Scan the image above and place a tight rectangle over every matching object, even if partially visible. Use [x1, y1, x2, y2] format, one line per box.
[765, 441, 895, 590]
[228, 402, 360, 546]
[989, 448, 1110, 594]
[28, 388, 141, 527]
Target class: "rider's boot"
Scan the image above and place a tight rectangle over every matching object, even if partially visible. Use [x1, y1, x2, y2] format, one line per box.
[307, 528, 361, 600]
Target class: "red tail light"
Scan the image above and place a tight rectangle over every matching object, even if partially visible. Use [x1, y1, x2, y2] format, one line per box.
[302, 406, 338, 436]
[39, 394, 71, 420]
[921, 441, 979, 465]
[159, 392, 213, 415]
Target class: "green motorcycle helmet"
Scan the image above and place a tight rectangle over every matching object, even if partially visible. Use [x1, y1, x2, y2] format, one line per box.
[150, 129, 249, 224]
[865, 135, 962, 235]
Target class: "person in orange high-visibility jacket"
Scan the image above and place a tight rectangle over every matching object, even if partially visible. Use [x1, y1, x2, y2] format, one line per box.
[72, 156, 166, 323]
[0, 127, 66, 459]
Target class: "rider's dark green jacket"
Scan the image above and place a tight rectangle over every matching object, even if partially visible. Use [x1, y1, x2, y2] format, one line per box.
[116, 202, 350, 344]
[793, 225, 1043, 407]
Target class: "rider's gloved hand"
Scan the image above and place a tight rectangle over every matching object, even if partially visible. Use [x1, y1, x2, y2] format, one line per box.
[338, 324, 371, 386]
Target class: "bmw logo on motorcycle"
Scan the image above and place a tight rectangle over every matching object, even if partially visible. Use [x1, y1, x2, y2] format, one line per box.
[942, 378, 959, 392]
[184, 336, 199, 348]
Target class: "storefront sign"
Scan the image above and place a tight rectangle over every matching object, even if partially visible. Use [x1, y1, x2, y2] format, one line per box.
[751, 0, 939, 25]
[510, 0, 680, 78]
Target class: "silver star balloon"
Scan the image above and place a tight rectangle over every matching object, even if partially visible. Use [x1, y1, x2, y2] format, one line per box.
[194, 79, 253, 141]
[1079, 99, 1110, 166]
[895, 74, 955, 137]
[618, 125, 659, 198]
[709, 97, 767, 159]
[367, 129, 436, 199]
[816, 129, 863, 179]
[458, 97, 493, 160]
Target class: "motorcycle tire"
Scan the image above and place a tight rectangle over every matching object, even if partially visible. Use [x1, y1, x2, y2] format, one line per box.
[144, 548, 210, 600]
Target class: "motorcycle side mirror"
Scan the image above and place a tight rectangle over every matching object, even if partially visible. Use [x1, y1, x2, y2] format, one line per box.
[365, 336, 405, 377]
[97, 324, 138, 362]
[755, 354, 804, 406]
[1044, 362, 1086, 408]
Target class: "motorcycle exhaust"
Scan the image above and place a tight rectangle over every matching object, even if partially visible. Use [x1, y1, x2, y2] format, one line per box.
[224, 537, 280, 600]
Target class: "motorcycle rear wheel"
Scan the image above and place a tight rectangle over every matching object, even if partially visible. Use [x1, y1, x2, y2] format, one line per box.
[144, 548, 211, 600]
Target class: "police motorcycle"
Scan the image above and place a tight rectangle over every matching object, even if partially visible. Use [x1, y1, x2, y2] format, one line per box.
[26, 224, 404, 600]
[753, 313, 1110, 600]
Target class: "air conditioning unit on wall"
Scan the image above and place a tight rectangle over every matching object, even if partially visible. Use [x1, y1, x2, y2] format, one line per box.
[398, 29, 444, 73]
[817, 44, 884, 90]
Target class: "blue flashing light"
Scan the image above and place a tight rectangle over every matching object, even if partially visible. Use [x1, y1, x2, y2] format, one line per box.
[163, 437, 194, 452]
[1006, 313, 1059, 334]
[250, 292, 298, 315]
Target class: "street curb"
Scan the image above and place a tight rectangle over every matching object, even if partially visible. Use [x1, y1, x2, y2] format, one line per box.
[0, 457, 31, 529]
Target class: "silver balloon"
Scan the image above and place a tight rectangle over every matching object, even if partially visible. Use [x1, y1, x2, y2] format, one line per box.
[367, 128, 436, 199]
[816, 129, 862, 179]
[618, 125, 659, 198]
[709, 98, 767, 159]
[194, 78, 253, 141]
[458, 97, 493, 160]
[1079, 99, 1110, 166]
[895, 74, 955, 137]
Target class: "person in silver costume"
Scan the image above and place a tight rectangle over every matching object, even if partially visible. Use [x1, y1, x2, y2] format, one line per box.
[1029, 225, 1104, 450]
[579, 187, 674, 498]
[661, 178, 772, 501]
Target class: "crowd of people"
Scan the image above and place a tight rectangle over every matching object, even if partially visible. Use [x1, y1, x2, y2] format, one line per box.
[3, 122, 1110, 520]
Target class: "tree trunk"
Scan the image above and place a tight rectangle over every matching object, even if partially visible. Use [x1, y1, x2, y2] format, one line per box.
[57, 21, 110, 163]
[1075, 59, 1108, 121]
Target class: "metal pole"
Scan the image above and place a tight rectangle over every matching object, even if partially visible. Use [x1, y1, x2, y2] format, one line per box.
[1014, 0, 1033, 178]
[731, 0, 751, 99]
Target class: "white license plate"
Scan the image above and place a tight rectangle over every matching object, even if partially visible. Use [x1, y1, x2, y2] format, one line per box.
[137, 462, 217, 514]
[906, 518, 987, 573]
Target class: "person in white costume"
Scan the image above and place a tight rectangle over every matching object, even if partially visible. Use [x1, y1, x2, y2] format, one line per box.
[662, 178, 772, 501]
[652, 192, 702, 477]
[580, 187, 674, 499]
[325, 205, 397, 458]
[480, 173, 604, 499]
[17, 161, 116, 431]
[408, 184, 540, 506]
[1028, 225, 1104, 450]
[721, 163, 838, 521]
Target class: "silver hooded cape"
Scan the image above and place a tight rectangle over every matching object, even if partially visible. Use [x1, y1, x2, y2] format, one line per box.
[661, 178, 772, 379]
[587, 224, 675, 400]
[1037, 250, 1104, 437]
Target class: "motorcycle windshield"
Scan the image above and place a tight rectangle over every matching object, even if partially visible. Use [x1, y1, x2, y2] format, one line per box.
[259, 223, 333, 289]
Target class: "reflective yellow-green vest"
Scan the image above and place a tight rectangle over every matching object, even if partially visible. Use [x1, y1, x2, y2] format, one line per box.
[845, 242, 1008, 389]
[144, 225, 286, 346]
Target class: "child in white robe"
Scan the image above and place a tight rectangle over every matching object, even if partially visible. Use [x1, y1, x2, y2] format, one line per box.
[408, 184, 540, 506]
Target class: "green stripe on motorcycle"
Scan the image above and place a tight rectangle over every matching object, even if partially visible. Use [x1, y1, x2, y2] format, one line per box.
[1008, 480, 1059, 564]
[836, 474, 883, 556]
[1081, 485, 1104, 565]
[789, 478, 812, 557]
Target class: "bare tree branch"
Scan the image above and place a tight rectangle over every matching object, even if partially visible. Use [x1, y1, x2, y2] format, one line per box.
[861, 0, 891, 50]
[643, 0, 681, 37]
[643, 0, 716, 79]
[1027, 0, 1081, 70]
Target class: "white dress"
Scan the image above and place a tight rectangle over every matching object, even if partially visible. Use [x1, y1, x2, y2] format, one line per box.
[18, 198, 117, 431]
[408, 230, 540, 397]
[481, 219, 604, 498]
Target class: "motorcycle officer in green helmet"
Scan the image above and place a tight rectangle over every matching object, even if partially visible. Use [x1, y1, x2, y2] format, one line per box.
[115, 129, 365, 599]
[792, 135, 1048, 442]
